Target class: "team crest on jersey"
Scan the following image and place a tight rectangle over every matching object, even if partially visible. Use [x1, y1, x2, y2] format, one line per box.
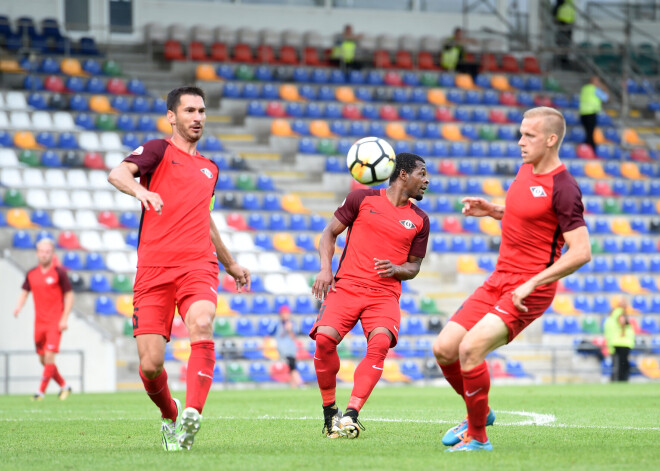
[399, 220, 416, 229]
[200, 168, 213, 178]
[131, 146, 144, 156]
[529, 186, 547, 197]
[45, 276, 55, 284]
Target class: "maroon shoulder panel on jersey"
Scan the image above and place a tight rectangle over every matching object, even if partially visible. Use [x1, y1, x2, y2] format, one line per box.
[123, 139, 170, 177]
[552, 169, 586, 234]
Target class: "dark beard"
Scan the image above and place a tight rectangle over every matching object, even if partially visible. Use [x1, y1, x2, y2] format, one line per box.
[414, 194, 423, 201]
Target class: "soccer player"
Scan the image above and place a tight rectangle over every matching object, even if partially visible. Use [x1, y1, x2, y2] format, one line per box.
[14, 238, 74, 401]
[432, 107, 592, 451]
[311, 152, 430, 439]
[107, 86, 250, 451]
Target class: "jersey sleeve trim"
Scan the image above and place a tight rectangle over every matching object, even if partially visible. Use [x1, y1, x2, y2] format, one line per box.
[123, 139, 169, 177]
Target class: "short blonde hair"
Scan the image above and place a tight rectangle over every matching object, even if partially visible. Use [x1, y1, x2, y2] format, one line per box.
[523, 106, 566, 149]
[36, 238, 55, 249]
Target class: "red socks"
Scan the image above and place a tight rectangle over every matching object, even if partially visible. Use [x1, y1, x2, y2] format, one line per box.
[50, 365, 66, 387]
[185, 340, 215, 413]
[347, 333, 390, 412]
[139, 366, 178, 422]
[439, 359, 464, 398]
[39, 364, 67, 394]
[314, 333, 340, 406]
[462, 361, 490, 442]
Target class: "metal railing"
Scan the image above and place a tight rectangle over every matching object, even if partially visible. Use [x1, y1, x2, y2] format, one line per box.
[0, 350, 85, 395]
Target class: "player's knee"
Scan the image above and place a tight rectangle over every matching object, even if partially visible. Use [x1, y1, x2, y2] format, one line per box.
[186, 313, 214, 338]
[432, 338, 456, 365]
[458, 338, 482, 366]
[140, 359, 164, 378]
[366, 332, 390, 360]
[315, 332, 339, 355]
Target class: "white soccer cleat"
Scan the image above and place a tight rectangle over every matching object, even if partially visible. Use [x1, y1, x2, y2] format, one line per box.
[178, 407, 202, 450]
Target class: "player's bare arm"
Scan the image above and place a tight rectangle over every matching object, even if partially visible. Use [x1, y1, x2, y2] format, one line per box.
[374, 255, 423, 280]
[13, 289, 29, 317]
[107, 161, 164, 214]
[312, 217, 346, 301]
[59, 291, 74, 332]
[461, 197, 504, 220]
[512, 225, 591, 312]
[210, 215, 250, 292]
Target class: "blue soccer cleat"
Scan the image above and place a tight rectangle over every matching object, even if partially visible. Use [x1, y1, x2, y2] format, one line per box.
[441, 408, 495, 446]
[445, 435, 493, 452]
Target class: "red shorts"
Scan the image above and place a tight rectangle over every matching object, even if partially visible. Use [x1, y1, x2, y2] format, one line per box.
[34, 324, 61, 355]
[132, 263, 219, 341]
[309, 281, 401, 347]
[450, 270, 557, 343]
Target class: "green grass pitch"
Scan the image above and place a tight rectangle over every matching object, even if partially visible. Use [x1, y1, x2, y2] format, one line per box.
[2, 383, 659, 470]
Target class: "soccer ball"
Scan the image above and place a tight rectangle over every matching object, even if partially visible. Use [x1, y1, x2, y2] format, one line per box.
[346, 137, 396, 185]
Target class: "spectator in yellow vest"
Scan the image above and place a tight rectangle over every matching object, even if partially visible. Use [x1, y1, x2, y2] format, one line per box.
[441, 27, 479, 78]
[330, 24, 363, 70]
[579, 76, 609, 152]
[553, 0, 576, 67]
[603, 299, 635, 382]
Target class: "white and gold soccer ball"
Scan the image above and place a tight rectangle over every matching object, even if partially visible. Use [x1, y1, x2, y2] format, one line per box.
[346, 136, 396, 185]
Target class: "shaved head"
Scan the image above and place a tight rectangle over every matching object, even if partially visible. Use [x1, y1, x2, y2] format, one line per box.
[523, 106, 566, 150]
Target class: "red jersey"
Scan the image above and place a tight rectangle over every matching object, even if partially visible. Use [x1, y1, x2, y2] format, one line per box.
[22, 265, 72, 326]
[496, 163, 586, 274]
[334, 189, 430, 296]
[124, 139, 219, 267]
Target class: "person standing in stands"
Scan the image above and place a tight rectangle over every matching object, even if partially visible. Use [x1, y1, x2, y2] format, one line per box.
[579, 75, 609, 152]
[274, 307, 303, 389]
[311, 153, 430, 439]
[441, 27, 479, 78]
[330, 24, 363, 70]
[433, 107, 591, 452]
[604, 299, 635, 382]
[107, 86, 250, 451]
[553, 0, 576, 67]
[14, 238, 74, 401]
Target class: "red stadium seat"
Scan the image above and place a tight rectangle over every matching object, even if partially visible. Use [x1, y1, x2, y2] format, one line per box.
[522, 56, 541, 74]
[594, 181, 613, 196]
[233, 43, 254, 62]
[499, 91, 518, 106]
[256, 44, 276, 64]
[379, 104, 399, 120]
[435, 107, 454, 122]
[489, 109, 508, 124]
[395, 50, 413, 69]
[279, 45, 299, 65]
[443, 216, 463, 233]
[417, 51, 439, 70]
[480, 53, 500, 72]
[164, 40, 186, 61]
[189, 41, 208, 61]
[84, 152, 106, 169]
[44, 75, 66, 93]
[210, 42, 228, 62]
[439, 160, 459, 175]
[384, 71, 403, 86]
[534, 95, 553, 107]
[106, 78, 128, 94]
[342, 104, 362, 120]
[373, 50, 393, 68]
[630, 148, 653, 162]
[576, 143, 597, 160]
[57, 230, 81, 249]
[226, 212, 248, 230]
[98, 210, 120, 228]
[265, 101, 286, 118]
[501, 54, 520, 73]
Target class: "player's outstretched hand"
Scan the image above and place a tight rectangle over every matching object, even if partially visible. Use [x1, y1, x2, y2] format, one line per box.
[59, 318, 68, 332]
[134, 188, 164, 215]
[312, 269, 335, 301]
[511, 279, 535, 313]
[13, 307, 20, 317]
[374, 258, 397, 278]
[461, 197, 492, 218]
[227, 263, 251, 292]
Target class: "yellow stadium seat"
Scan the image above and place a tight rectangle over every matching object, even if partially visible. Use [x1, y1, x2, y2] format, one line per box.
[309, 119, 332, 138]
[279, 84, 301, 101]
[611, 218, 634, 235]
[335, 86, 356, 103]
[273, 232, 302, 253]
[0, 59, 23, 73]
[13, 131, 40, 149]
[385, 122, 408, 140]
[281, 193, 309, 213]
[60, 58, 86, 76]
[639, 357, 660, 379]
[115, 294, 133, 317]
[441, 124, 464, 141]
[271, 119, 294, 137]
[427, 88, 447, 105]
[89, 95, 113, 113]
[584, 161, 607, 179]
[622, 128, 643, 145]
[157, 116, 171, 134]
[593, 127, 606, 145]
[479, 217, 501, 236]
[263, 337, 280, 360]
[382, 360, 412, 383]
[490, 75, 511, 91]
[620, 162, 643, 180]
[216, 295, 237, 316]
[172, 340, 191, 362]
[195, 64, 218, 81]
[457, 255, 483, 274]
[6, 208, 33, 228]
[337, 360, 356, 382]
[552, 295, 575, 315]
[620, 275, 646, 295]
[492, 197, 506, 206]
[656, 200, 660, 215]
[455, 73, 476, 90]
[482, 178, 505, 196]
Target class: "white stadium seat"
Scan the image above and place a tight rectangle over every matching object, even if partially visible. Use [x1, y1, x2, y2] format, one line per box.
[52, 209, 76, 229]
[25, 189, 49, 208]
[6, 91, 27, 110]
[115, 192, 141, 210]
[89, 170, 112, 189]
[22, 168, 45, 187]
[286, 273, 311, 294]
[93, 191, 115, 209]
[0, 168, 21, 186]
[100, 132, 123, 151]
[104, 151, 124, 169]
[106, 251, 133, 272]
[0, 111, 8, 128]
[79, 230, 104, 251]
[258, 253, 283, 272]
[52, 112, 75, 131]
[103, 230, 127, 250]
[70, 190, 93, 209]
[0, 149, 19, 167]
[211, 212, 229, 231]
[49, 189, 72, 209]
[9, 111, 31, 129]
[44, 168, 67, 187]
[264, 273, 287, 294]
[65, 169, 90, 189]
[79, 131, 100, 151]
[75, 209, 99, 229]
[31, 111, 54, 130]
[236, 253, 259, 272]
[231, 232, 256, 252]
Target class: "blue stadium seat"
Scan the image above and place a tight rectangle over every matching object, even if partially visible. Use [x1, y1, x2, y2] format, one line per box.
[95, 296, 116, 315]
[257, 318, 276, 336]
[90, 274, 110, 292]
[431, 236, 448, 252]
[301, 253, 321, 271]
[289, 214, 308, 230]
[602, 275, 620, 292]
[562, 317, 581, 334]
[318, 86, 334, 101]
[273, 295, 291, 314]
[640, 275, 658, 292]
[418, 105, 435, 121]
[85, 252, 106, 270]
[263, 194, 281, 211]
[27, 92, 47, 109]
[350, 338, 367, 357]
[478, 256, 496, 271]
[248, 214, 267, 231]
[115, 115, 135, 132]
[235, 318, 256, 336]
[294, 296, 316, 315]
[299, 316, 316, 335]
[251, 295, 271, 315]
[641, 317, 660, 334]
[12, 231, 34, 249]
[280, 254, 299, 270]
[268, 213, 287, 230]
[632, 295, 650, 314]
[592, 295, 611, 314]
[295, 234, 315, 251]
[230, 296, 250, 315]
[401, 360, 424, 380]
[574, 295, 590, 312]
[248, 362, 271, 381]
[254, 233, 272, 250]
[241, 194, 260, 211]
[400, 296, 420, 313]
[125, 231, 139, 248]
[309, 215, 326, 231]
[543, 317, 561, 333]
